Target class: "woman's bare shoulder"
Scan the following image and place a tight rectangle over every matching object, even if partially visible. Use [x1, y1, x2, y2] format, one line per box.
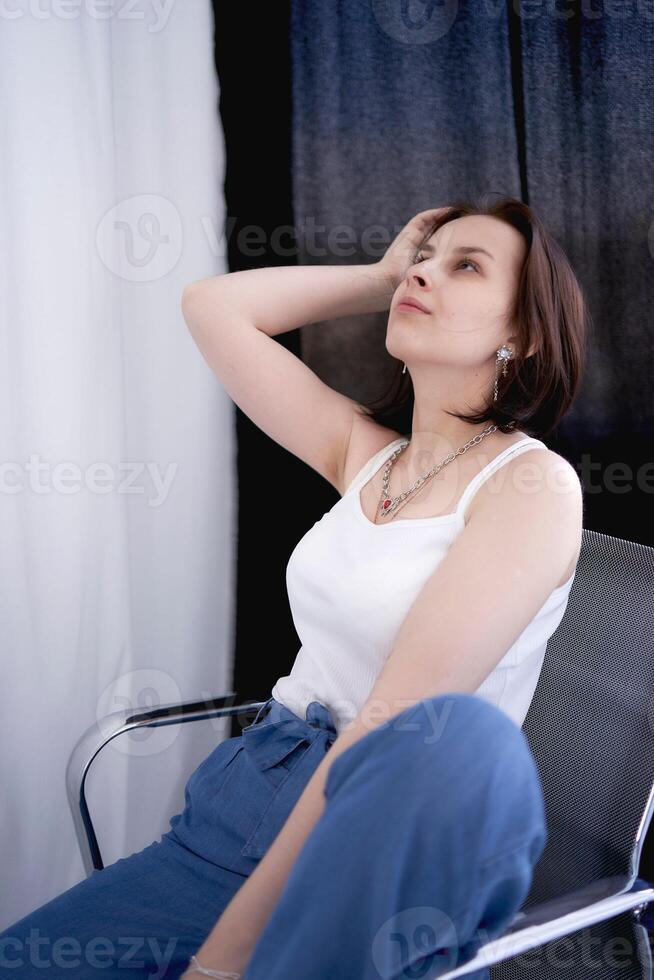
[473, 441, 584, 586]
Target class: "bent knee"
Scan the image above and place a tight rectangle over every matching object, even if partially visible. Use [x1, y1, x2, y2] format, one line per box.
[392, 693, 541, 791]
[326, 693, 542, 810]
[409, 692, 530, 753]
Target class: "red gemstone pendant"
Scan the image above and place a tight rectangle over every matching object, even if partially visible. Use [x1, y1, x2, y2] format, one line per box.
[382, 499, 391, 510]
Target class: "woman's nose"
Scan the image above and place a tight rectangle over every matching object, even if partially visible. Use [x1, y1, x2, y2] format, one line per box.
[409, 267, 431, 289]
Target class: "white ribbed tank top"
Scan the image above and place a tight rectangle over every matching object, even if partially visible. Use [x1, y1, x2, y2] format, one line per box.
[272, 436, 576, 734]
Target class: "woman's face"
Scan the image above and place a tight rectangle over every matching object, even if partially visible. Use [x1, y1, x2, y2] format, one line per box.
[387, 214, 527, 370]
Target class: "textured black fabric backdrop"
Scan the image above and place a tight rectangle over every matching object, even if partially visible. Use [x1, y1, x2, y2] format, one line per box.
[213, 0, 654, 878]
[290, 0, 654, 538]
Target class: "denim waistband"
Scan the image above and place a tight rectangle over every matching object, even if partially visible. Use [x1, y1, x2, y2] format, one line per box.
[242, 696, 338, 772]
[249, 695, 338, 735]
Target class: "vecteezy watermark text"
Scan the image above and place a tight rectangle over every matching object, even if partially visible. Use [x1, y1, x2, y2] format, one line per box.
[0, 455, 178, 508]
[0, 929, 179, 978]
[0, 0, 176, 33]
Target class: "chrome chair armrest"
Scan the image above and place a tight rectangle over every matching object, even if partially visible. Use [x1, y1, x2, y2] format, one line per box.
[433, 875, 654, 979]
[65, 693, 266, 876]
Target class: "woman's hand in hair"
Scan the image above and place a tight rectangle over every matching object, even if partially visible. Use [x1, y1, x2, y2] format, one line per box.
[378, 206, 451, 291]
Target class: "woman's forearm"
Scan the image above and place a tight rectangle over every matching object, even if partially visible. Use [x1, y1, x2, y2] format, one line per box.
[182, 262, 396, 339]
[187, 719, 367, 976]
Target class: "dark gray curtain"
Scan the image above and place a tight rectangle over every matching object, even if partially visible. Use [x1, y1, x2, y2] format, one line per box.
[290, 0, 654, 541]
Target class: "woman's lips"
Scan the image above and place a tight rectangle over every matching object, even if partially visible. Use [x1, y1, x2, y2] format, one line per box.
[396, 301, 429, 314]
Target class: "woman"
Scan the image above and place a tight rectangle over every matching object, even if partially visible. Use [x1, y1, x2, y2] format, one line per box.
[1, 198, 587, 980]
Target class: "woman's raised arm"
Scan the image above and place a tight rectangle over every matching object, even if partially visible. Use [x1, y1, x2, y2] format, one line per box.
[180, 263, 395, 493]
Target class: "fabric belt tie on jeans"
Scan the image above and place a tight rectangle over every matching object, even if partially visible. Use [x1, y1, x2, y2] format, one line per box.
[242, 696, 339, 772]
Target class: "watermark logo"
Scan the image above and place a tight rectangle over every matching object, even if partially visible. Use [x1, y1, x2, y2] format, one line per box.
[96, 668, 183, 756]
[373, 905, 461, 977]
[96, 193, 183, 282]
[371, 0, 460, 44]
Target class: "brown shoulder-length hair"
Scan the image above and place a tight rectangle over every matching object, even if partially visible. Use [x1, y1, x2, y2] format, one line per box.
[361, 194, 591, 440]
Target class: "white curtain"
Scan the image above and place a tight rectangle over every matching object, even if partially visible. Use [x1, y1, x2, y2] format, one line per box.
[0, 1, 235, 928]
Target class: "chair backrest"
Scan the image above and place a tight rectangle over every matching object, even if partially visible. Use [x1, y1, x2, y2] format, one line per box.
[521, 527, 654, 906]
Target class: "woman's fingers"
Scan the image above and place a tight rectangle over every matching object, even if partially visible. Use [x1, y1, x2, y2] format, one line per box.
[398, 207, 452, 252]
[379, 205, 453, 287]
[410, 206, 452, 238]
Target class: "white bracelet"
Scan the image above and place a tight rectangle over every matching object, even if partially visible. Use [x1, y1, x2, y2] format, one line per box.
[185, 953, 242, 979]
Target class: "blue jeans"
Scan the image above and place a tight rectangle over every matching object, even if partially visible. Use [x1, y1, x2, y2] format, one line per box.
[0, 693, 547, 979]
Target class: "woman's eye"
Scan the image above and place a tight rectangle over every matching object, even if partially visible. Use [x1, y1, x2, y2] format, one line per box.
[414, 253, 480, 272]
[457, 258, 480, 273]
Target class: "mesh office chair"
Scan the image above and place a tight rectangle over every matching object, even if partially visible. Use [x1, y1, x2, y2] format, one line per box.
[67, 527, 654, 979]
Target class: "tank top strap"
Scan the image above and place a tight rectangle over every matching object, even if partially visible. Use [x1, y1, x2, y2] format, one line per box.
[454, 436, 548, 521]
[343, 438, 407, 496]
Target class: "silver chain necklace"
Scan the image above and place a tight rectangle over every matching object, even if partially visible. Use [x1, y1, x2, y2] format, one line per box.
[376, 422, 515, 522]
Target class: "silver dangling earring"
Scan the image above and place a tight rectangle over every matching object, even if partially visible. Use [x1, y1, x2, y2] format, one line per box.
[402, 362, 407, 374]
[493, 344, 513, 402]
